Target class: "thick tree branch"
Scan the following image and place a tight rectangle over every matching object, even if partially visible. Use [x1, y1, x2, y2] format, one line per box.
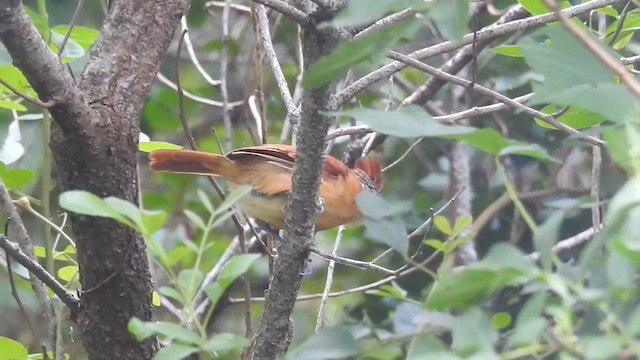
[248, 4, 341, 359]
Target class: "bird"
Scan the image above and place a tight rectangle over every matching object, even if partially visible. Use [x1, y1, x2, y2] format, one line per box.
[148, 144, 383, 232]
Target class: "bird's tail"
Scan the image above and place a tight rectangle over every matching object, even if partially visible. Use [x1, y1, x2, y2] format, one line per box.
[149, 149, 237, 179]
[355, 157, 383, 190]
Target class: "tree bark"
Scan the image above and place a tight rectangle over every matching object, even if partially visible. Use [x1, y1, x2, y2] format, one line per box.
[0, 0, 191, 359]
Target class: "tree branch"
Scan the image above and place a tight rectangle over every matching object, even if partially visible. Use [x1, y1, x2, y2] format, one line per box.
[252, 0, 309, 25]
[0, 234, 80, 312]
[248, 3, 341, 358]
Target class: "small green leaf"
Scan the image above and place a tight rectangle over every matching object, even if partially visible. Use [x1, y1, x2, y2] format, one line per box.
[498, 144, 558, 162]
[152, 291, 160, 307]
[197, 189, 214, 214]
[184, 209, 206, 230]
[0, 65, 35, 96]
[491, 45, 523, 57]
[430, 0, 469, 41]
[219, 254, 261, 284]
[452, 215, 472, 235]
[288, 326, 358, 360]
[57, 265, 78, 282]
[128, 317, 155, 342]
[0, 99, 27, 111]
[577, 336, 623, 360]
[304, 18, 421, 87]
[50, 25, 99, 50]
[1, 168, 33, 189]
[0, 336, 28, 360]
[147, 238, 169, 267]
[452, 309, 498, 357]
[59, 190, 119, 218]
[491, 312, 512, 330]
[433, 216, 453, 235]
[517, 0, 550, 16]
[178, 269, 204, 302]
[138, 141, 183, 152]
[158, 286, 184, 304]
[147, 321, 204, 346]
[202, 333, 247, 354]
[141, 209, 166, 235]
[154, 344, 198, 360]
[534, 105, 604, 130]
[213, 185, 252, 216]
[49, 31, 85, 60]
[424, 239, 446, 252]
[363, 216, 408, 256]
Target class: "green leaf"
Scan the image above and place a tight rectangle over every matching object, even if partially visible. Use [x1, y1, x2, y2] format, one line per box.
[452, 215, 472, 235]
[152, 291, 160, 307]
[154, 344, 197, 360]
[59, 190, 120, 218]
[363, 216, 408, 256]
[0, 65, 35, 96]
[577, 336, 623, 360]
[517, 0, 550, 15]
[57, 265, 78, 282]
[426, 244, 535, 310]
[219, 254, 261, 284]
[1, 168, 33, 189]
[128, 317, 155, 341]
[491, 312, 512, 330]
[407, 335, 456, 360]
[197, 189, 214, 214]
[178, 269, 204, 302]
[491, 45, 523, 57]
[327, 106, 475, 138]
[445, 128, 513, 155]
[0, 99, 27, 111]
[141, 209, 166, 235]
[213, 185, 252, 216]
[147, 238, 169, 267]
[452, 309, 498, 357]
[498, 144, 558, 162]
[356, 191, 399, 219]
[327, 0, 424, 28]
[202, 333, 247, 354]
[424, 239, 446, 252]
[183, 209, 206, 230]
[430, 0, 469, 41]
[158, 286, 184, 304]
[304, 17, 421, 87]
[0, 336, 28, 360]
[534, 105, 604, 130]
[138, 141, 183, 152]
[506, 292, 546, 348]
[50, 25, 99, 50]
[603, 126, 633, 173]
[287, 326, 357, 360]
[433, 215, 452, 235]
[49, 31, 85, 61]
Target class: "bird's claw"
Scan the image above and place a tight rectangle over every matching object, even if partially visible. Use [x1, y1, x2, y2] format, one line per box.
[315, 197, 325, 214]
[255, 220, 284, 242]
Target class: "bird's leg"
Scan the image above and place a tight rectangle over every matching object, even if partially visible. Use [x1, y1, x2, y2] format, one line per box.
[255, 219, 284, 242]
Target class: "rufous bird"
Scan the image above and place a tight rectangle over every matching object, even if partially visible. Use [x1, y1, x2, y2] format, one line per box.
[148, 144, 383, 232]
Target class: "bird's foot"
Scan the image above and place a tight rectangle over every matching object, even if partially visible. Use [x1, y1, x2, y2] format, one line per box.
[300, 258, 312, 276]
[255, 220, 284, 242]
[315, 196, 325, 214]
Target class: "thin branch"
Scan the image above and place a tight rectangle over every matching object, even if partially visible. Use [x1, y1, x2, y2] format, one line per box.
[155, 72, 243, 108]
[256, 4, 301, 126]
[221, 0, 232, 152]
[354, 8, 417, 39]
[0, 78, 55, 108]
[528, 226, 601, 261]
[179, 16, 221, 86]
[387, 51, 605, 146]
[310, 247, 396, 275]
[56, 0, 85, 58]
[251, 0, 309, 25]
[382, 138, 423, 173]
[314, 225, 345, 331]
[205, 1, 252, 13]
[0, 235, 80, 312]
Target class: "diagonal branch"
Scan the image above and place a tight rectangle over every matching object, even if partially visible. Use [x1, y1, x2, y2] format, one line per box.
[252, 0, 309, 25]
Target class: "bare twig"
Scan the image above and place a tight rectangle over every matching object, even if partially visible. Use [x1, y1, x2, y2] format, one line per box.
[354, 8, 417, 39]
[314, 225, 345, 331]
[220, 0, 233, 152]
[252, 0, 309, 25]
[0, 78, 55, 108]
[155, 72, 243, 108]
[179, 17, 221, 86]
[0, 235, 80, 312]
[528, 226, 601, 261]
[56, 0, 85, 58]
